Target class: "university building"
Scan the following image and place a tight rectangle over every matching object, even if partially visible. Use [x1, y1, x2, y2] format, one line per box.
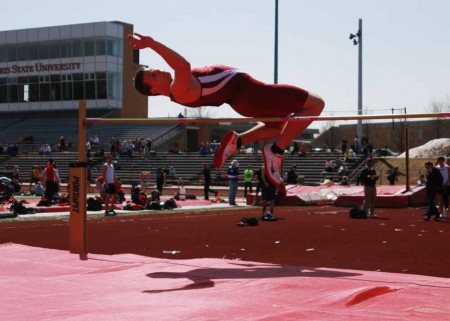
[0, 21, 147, 118]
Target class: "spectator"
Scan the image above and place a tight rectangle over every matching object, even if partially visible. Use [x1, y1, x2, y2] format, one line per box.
[252, 164, 264, 205]
[110, 137, 117, 158]
[42, 159, 60, 201]
[102, 155, 117, 216]
[424, 161, 443, 221]
[10, 166, 20, 182]
[325, 159, 335, 172]
[290, 141, 299, 155]
[299, 143, 306, 157]
[320, 177, 335, 187]
[435, 156, 449, 218]
[349, 149, 356, 163]
[67, 137, 73, 150]
[260, 166, 277, 219]
[92, 135, 100, 147]
[387, 167, 400, 185]
[86, 141, 91, 158]
[252, 142, 259, 155]
[227, 159, 239, 206]
[341, 138, 348, 155]
[202, 163, 218, 201]
[155, 167, 165, 194]
[95, 175, 106, 201]
[343, 149, 350, 162]
[286, 165, 298, 185]
[417, 174, 427, 186]
[168, 166, 176, 179]
[339, 176, 350, 186]
[334, 156, 343, 171]
[115, 139, 121, 157]
[146, 138, 152, 155]
[34, 182, 44, 196]
[131, 185, 146, 206]
[243, 166, 253, 198]
[359, 159, 378, 218]
[127, 140, 134, 158]
[28, 165, 42, 192]
[199, 142, 208, 155]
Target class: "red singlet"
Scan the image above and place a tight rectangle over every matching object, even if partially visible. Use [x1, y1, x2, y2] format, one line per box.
[170, 65, 309, 119]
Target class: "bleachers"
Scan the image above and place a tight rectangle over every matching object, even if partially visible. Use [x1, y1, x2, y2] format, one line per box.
[0, 150, 362, 190]
[0, 116, 177, 155]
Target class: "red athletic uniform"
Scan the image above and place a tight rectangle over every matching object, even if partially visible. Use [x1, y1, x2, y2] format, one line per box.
[170, 65, 309, 124]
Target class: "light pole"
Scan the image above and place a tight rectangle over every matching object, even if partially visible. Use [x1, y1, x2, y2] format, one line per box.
[349, 19, 363, 145]
[274, 0, 279, 84]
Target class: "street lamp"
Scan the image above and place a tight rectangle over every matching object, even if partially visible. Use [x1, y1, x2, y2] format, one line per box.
[274, 0, 279, 84]
[349, 19, 363, 146]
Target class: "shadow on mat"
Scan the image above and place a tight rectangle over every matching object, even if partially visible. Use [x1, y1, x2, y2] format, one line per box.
[143, 263, 361, 293]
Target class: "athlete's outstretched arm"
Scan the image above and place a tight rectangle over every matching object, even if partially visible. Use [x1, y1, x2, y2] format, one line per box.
[127, 33, 190, 73]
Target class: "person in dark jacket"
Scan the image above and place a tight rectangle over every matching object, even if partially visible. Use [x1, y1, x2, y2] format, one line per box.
[202, 163, 218, 201]
[424, 161, 443, 221]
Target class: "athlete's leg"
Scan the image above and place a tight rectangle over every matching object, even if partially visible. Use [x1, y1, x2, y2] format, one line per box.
[275, 92, 324, 149]
[262, 92, 324, 185]
[238, 92, 324, 148]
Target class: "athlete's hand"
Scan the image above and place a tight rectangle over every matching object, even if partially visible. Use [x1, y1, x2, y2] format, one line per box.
[127, 33, 155, 50]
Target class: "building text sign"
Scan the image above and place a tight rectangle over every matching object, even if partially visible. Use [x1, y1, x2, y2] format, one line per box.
[0, 62, 81, 75]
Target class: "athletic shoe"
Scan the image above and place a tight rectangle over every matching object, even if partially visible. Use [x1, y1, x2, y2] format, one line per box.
[442, 210, 448, 218]
[262, 144, 283, 185]
[213, 131, 238, 169]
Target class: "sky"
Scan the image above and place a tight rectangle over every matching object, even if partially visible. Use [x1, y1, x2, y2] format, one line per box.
[2, 0, 450, 129]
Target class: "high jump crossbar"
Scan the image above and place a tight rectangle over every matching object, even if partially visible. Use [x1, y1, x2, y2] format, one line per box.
[86, 112, 450, 124]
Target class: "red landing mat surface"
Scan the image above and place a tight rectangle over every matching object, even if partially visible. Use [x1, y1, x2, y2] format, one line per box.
[1, 243, 450, 321]
[1, 206, 450, 320]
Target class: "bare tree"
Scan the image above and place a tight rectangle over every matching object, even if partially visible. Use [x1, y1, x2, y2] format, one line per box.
[320, 116, 340, 150]
[186, 106, 216, 119]
[426, 95, 450, 139]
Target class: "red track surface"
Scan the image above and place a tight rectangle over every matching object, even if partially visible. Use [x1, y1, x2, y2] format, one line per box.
[0, 205, 449, 278]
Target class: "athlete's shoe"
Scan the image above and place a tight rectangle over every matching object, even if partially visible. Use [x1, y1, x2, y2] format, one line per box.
[263, 144, 284, 186]
[213, 131, 238, 169]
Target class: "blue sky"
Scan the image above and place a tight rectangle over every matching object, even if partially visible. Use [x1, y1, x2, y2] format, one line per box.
[2, 0, 450, 128]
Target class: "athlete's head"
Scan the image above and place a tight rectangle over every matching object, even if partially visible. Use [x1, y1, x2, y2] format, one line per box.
[133, 67, 171, 96]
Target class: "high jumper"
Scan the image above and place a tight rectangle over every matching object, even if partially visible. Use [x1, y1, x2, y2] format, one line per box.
[128, 33, 324, 185]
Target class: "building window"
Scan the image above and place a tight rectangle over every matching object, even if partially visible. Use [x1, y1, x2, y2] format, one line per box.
[7, 46, 17, 61]
[0, 46, 6, 63]
[60, 41, 71, 58]
[72, 40, 83, 57]
[0, 78, 7, 103]
[84, 39, 95, 56]
[38, 42, 49, 60]
[27, 43, 38, 60]
[49, 42, 60, 59]
[17, 45, 28, 61]
[96, 39, 106, 55]
[7, 78, 19, 103]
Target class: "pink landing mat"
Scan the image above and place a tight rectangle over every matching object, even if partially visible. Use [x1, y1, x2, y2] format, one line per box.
[1, 243, 450, 321]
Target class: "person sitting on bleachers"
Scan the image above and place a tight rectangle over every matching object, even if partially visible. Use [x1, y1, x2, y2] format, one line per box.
[324, 159, 335, 172]
[92, 135, 100, 148]
[44, 144, 52, 155]
[349, 149, 356, 163]
[58, 136, 66, 151]
[199, 142, 208, 155]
